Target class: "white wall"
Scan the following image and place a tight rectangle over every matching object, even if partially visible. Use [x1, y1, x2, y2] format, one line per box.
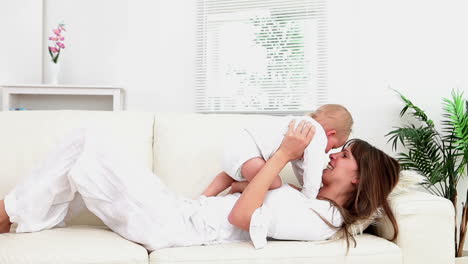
[127, 0, 196, 112]
[328, 0, 468, 152]
[0, 0, 43, 105]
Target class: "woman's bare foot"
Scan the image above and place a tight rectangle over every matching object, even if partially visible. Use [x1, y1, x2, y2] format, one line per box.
[0, 200, 12, 233]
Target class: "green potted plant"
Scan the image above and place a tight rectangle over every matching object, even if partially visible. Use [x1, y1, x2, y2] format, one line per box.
[386, 90, 468, 257]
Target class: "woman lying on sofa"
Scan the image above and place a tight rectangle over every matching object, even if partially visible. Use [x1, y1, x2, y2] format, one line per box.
[0, 120, 399, 251]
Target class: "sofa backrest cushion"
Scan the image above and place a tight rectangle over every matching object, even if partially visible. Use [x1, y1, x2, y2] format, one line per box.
[0, 110, 155, 226]
[153, 113, 299, 198]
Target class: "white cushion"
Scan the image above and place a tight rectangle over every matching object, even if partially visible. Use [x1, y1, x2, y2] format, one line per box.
[0, 225, 148, 264]
[149, 234, 402, 264]
[0, 110, 155, 226]
[153, 112, 299, 198]
[376, 190, 455, 264]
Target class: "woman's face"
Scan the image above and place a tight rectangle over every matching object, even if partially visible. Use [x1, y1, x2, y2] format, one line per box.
[322, 146, 359, 186]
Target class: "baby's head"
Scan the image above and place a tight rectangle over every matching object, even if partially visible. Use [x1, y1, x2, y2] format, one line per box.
[310, 104, 353, 153]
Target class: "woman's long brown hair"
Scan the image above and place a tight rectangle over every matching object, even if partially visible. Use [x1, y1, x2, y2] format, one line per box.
[319, 139, 400, 252]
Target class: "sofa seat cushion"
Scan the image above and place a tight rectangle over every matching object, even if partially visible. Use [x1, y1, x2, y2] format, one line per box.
[0, 225, 148, 264]
[149, 234, 401, 264]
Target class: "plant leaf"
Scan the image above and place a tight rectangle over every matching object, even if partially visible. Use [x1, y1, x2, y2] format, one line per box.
[385, 89, 468, 200]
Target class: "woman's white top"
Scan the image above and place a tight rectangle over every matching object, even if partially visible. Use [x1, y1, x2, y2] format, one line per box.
[189, 184, 343, 249]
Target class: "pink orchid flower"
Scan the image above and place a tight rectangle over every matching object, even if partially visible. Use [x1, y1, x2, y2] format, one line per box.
[48, 22, 66, 63]
[49, 47, 59, 53]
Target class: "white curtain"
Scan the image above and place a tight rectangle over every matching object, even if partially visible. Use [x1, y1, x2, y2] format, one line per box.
[196, 0, 327, 114]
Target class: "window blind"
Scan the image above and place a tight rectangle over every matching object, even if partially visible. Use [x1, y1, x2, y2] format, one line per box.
[195, 0, 327, 114]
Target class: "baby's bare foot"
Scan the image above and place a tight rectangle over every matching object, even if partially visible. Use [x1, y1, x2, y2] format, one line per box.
[0, 200, 12, 233]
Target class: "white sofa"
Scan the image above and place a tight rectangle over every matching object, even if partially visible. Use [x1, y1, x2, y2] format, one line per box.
[0, 111, 455, 264]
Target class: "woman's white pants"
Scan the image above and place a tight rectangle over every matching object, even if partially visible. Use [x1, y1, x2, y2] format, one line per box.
[4, 129, 204, 251]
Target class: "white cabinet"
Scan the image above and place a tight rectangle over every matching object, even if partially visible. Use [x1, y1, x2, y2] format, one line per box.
[1, 84, 123, 111]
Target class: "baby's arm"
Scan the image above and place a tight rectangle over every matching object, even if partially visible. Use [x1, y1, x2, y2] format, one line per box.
[202, 171, 234, 197]
[242, 157, 282, 190]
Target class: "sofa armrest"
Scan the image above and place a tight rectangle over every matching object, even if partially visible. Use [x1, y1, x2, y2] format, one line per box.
[375, 190, 455, 264]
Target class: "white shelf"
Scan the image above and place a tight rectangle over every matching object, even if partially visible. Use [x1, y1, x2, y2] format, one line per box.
[1, 84, 124, 111]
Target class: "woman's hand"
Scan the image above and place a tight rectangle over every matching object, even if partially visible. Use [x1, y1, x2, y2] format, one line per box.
[277, 120, 315, 161]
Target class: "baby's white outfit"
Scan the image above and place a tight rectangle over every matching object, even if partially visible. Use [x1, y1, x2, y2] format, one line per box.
[4, 128, 341, 251]
[223, 115, 329, 199]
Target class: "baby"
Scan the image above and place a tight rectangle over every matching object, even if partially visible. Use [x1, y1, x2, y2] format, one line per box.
[202, 104, 353, 199]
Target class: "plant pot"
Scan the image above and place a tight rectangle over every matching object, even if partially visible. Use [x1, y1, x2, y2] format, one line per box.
[45, 62, 60, 84]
